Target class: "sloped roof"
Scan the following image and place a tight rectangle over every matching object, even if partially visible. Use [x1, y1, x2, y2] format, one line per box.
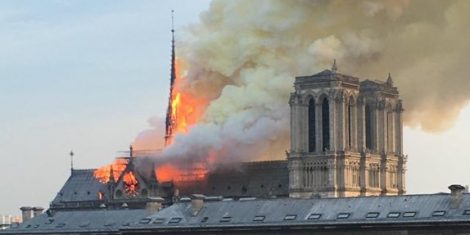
[4, 209, 149, 234]
[51, 169, 108, 204]
[176, 160, 289, 198]
[127, 193, 470, 232]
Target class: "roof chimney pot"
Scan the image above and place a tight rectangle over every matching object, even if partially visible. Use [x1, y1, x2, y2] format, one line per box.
[449, 184, 465, 209]
[32, 207, 44, 217]
[146, 197, 164, 214]
[191, 194, 205, 216]
[19, 207, 32, 222]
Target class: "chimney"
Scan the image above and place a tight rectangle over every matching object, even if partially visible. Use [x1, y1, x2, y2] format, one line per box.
[146, 197, 165, 214]
[19, 207, 32, 222]
[32, 207, 44, 217]
[191, 194, 205, 216]
[449, 184, 465, 209]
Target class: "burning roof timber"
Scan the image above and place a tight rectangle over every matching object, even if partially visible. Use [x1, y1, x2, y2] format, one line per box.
[50, 157, 289, 213]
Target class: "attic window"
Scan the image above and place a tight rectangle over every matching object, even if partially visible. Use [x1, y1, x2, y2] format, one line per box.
[432, 211, 446, 217]
[33, 224, 40, 228]
[56, 223, 66, 228]
[45, 218, 54, 224]
[387, 212, 400, 218]
[220, 216, 232, 222]
[201, 217, 209, 223]
[104, 222, 116, 227]
[284, 215, 297, 220]
[366, 212, 380, 218]
[337, 213, 350, 219]
[307, 213, 322, 220]
[403, 212, 417, 217]
[253, 216, 265, 222]
[26, 225, 31, 228]
[463, 210, 470, 215]
[122, 222, 131, 226]
[169, 217, 182, 224]
[79, 222, 90, 227]
[139, 218, 152, 224]
[153, 218, 165, 224]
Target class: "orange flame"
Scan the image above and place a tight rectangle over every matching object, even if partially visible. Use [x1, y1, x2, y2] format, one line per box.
[166, 59, 208, 145]
[94, 158, 128, 183]
[155, 163, 208, 183]
[123, 171, 139, 195]
[94, 58, 214, 186]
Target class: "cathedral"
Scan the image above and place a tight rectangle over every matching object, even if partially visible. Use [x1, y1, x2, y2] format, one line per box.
[3, 64, 430, 235]
[288, 61, 406, 198]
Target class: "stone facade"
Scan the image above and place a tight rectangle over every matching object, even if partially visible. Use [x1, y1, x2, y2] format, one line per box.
[288, 63, 406, 198]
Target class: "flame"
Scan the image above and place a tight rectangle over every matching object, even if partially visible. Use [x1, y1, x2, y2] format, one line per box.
[123, 171, 139, 195]
[166, 58, 209, 145]
[94, 158, 128, 183]
[155, 163, 208, 183]
[94, 58, 213, 186]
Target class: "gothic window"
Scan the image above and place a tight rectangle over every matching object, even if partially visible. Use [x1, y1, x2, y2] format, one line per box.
[352, 167, 359, 187]
[347, 98, 353, 148]
[308, 98, 316, 152]
[365, 104, 373, 149]
[368, 165, 380, 188]
[386, 107, 393, 152]
[322, 97, 330, 151]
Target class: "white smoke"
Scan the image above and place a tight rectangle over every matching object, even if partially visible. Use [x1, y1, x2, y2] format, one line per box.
[136, 0, 470, 166]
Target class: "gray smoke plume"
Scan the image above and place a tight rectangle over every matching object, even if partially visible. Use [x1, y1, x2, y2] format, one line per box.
[135, 0, 470, 166]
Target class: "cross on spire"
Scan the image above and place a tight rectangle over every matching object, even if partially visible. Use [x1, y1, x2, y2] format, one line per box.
[70, 150, 74, 174]
[331, 59, 338, 73]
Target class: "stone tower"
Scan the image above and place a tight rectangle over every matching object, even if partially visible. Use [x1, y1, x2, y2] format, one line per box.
[288, 62, 406, 198]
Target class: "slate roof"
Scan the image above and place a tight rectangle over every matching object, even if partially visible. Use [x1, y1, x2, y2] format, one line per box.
[177, 160, 289, 198]
[3, 209, 150, 234]
[125, 193, 470, 232]
[5, 193, 470, 234]
[51, 169, 108, 205]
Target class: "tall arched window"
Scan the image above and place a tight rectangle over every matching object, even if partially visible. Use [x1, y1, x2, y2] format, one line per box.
[386, 105, 393, 151]
[347, 97, 353, 148]
[308, 98, 316, 152]
[365, 104, 373, 149]
[322, 97, 330, 151]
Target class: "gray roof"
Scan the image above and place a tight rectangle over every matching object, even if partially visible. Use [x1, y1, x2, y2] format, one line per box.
[3, 209, 150, 234]
[126, 193, 470, 232]
[295, 69, 360, 85]
[177, 160, 289, 198]
[6, 193, 470, 234]
[52, 169, 108, 205]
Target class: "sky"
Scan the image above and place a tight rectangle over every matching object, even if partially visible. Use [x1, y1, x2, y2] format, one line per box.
[0, 0, 469, 216]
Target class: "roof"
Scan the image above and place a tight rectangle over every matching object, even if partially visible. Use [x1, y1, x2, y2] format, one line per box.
[3, 209, 149, 234]
[51, 169, 108, 205]
[360, 79, 399, 96]
[176, 160, 289, 198]
[125, 193, 470, 232]
[6, 193, 470, 234]
[295, 69, 360, 85]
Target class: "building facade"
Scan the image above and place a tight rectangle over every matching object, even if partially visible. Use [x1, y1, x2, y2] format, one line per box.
[288, 63, 406, 198]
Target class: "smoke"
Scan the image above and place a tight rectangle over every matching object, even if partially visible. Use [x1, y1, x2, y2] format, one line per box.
[136, 0, 470, 166]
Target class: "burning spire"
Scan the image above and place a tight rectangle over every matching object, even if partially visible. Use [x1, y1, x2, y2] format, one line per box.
[164, 10, 177, 146]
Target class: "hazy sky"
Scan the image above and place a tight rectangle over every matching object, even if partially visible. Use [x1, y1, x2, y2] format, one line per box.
[0, 0, 469, 216]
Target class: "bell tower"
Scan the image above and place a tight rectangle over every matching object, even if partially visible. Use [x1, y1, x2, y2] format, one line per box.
[288, 61, 406, 198]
